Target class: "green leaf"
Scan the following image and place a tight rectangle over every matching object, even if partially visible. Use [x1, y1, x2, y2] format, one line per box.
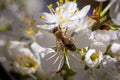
[98, 2, 103, 18]
[91, 15, 110, 31]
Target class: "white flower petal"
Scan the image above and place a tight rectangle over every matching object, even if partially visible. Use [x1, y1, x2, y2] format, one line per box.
[72, 70, 89, 80]
[90, 42, 107, 53]
[117, 30, 120, 40]
[70, 5, 91, 20]
[51, 74, 63, 80]
[73, 30, 93, 49]
[110, 43, 120, 55]
[85, 49, 103, 68]
[8, 41, 40, 74]
[63, 20, 79, 31]
[31, 42, 45, 54]
[36, 30, 56, 48]
[102, 55, 117, 72]
[93, 30, 112, 45]
[37, 25, 55, 30]
[41, 52, 63, 73]
[110, 30, 118, 40]
[62, 2, 77, 18]
[67, 51, 83, 71]
[110, 1, 120, 25]
[9, 41, 27, 48]
[40, 12, 57, 24]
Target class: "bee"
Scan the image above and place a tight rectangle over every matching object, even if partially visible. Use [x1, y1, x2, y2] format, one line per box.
[52, 26, 76, 51]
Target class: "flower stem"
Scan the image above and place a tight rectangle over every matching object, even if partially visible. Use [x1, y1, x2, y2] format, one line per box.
[91, 15, 110, 31]
[98, 2, 103, 18]
[100, 0, 116, 17]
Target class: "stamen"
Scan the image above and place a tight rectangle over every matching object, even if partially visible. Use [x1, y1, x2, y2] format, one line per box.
[57, 56, 64, 71]
[56, 7, 60, 13]
[80, 49, 85, 54]
[70, 11, 74, 14]
[95, 36, 99, 40]
[46, 53, 57, 61]
[47, 4, 58, 19]
[47, 4, 53, 9]
[71, 53, 81, 62]
[66, 56, 70, 69]
[59, 0, 63, 3]
[25, 28, 34, 35]
[59, 15, 63, 19]
[40, 15, 45, 19]
[75, 8, 79, 13]
[56, 1, 60, 6]
[65, 0, 69, 3]
[53, 56, 59, 64]
[90, 53, 100, 62]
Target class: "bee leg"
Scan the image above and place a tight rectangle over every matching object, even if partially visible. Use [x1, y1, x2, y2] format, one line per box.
[64, 27, 68, 35]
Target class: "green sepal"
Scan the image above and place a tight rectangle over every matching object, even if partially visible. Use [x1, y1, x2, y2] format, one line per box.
[84, 65, 89, 70]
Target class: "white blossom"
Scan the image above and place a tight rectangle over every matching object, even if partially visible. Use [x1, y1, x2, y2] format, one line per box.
[8, 41, 40, 75]
[92, 30, 118, 45]
[85, 49, 103, 68]
[35, 28, 94, 72]
[37, 0, 90, 31]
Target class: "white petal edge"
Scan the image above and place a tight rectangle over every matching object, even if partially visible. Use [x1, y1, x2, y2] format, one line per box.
[70, 5, 91, 20]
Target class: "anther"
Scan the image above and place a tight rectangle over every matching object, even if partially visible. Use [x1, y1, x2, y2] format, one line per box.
[47, 4, 53, 9]
[40, 15, 45, 19]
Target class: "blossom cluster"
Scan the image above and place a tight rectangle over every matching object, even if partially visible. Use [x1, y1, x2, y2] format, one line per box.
[0, 0, 120, 80]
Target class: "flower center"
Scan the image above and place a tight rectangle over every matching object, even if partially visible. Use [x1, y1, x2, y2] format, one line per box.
[18, 55, 38, 68]
[59, 19, 69, 26]
[90, 53, 100, 62]
[25, 28, 35, 35]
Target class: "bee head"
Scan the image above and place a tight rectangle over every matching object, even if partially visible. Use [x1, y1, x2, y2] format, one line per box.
[52, 26, 62, 34]
[52, 27, 59, 34]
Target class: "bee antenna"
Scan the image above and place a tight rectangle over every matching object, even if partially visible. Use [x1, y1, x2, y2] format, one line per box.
[64, 27, 68, 35]
[58, 25, 61, 30]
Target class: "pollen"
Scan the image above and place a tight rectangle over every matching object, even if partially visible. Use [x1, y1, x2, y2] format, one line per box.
[47, 4, 53, 9]
[80, 49, 85, 54]
[73, 0, 77, 2]
[59, 0, 63, 3]
[95, 36, 99, 40]
[70, 11, 74, 14]
[65, 0, 69, 3]
[90, 53, 100, 62]
[25, 28, 34, 35]
[40, 15, 45, 19]
[59, 15, 63, 19]
[76, 8, 79, 13]
[56, 1, 60, 6]
[56, 7, 60, 12]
